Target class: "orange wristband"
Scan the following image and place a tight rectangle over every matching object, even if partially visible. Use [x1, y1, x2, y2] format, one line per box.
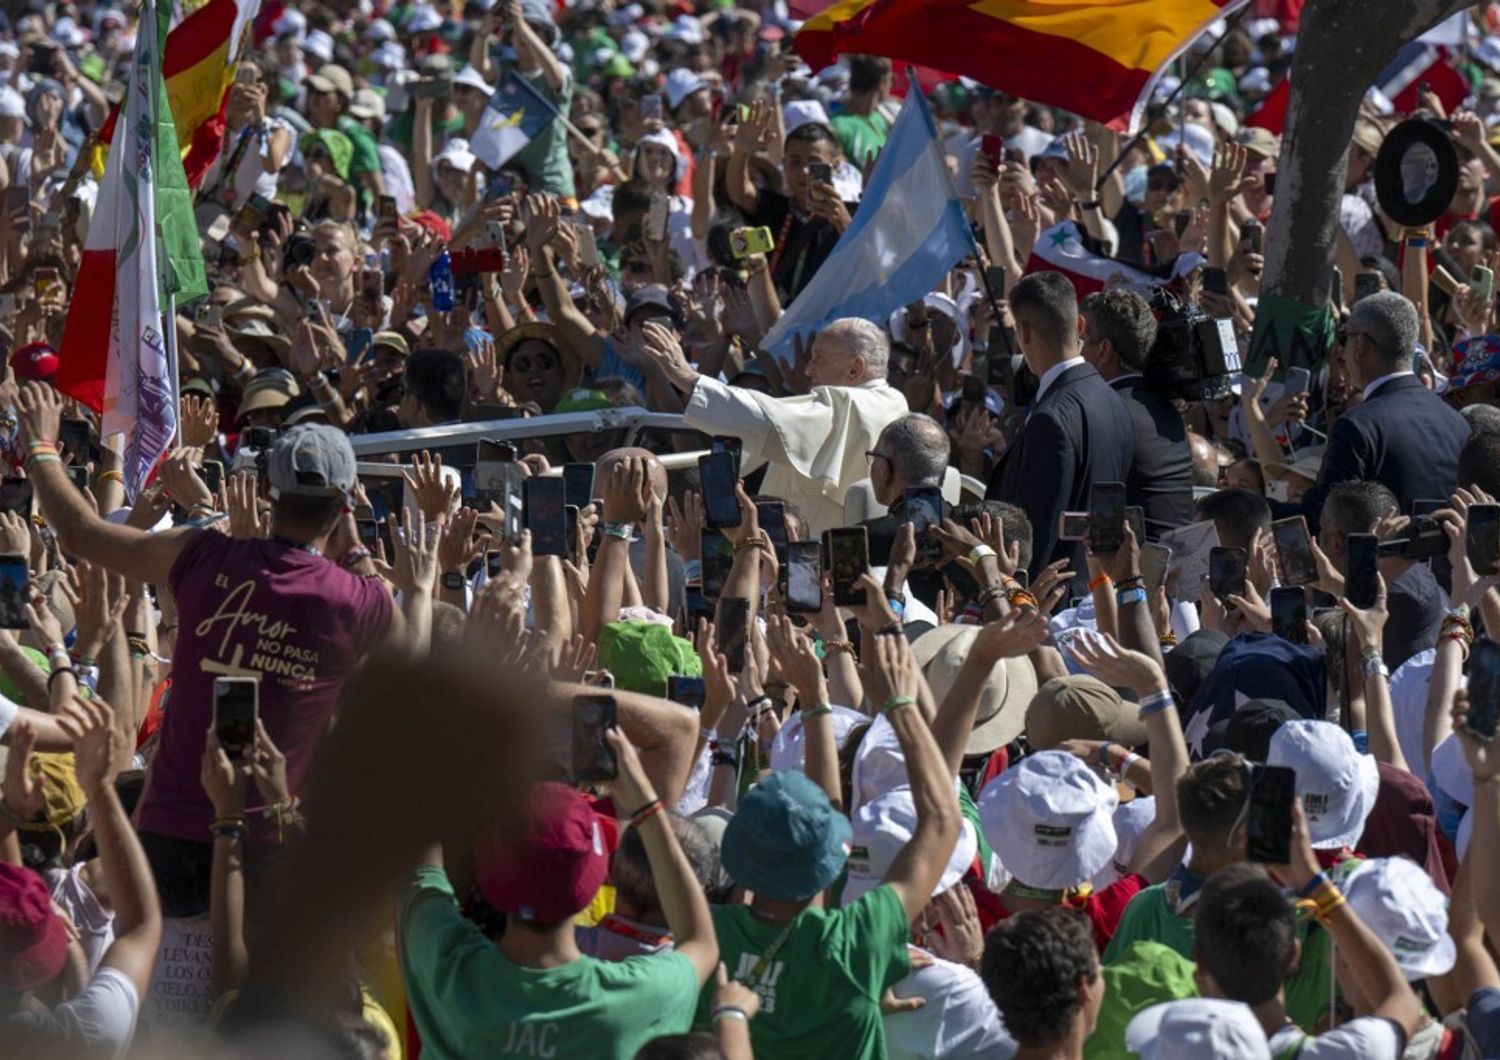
[1088, 574, 1112, 592]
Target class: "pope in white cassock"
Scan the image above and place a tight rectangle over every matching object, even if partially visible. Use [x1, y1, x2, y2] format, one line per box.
[637, 317, 910, 537]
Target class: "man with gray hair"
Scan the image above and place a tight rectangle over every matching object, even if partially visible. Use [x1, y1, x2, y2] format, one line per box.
[638, 316, 908, 534]
[1300, 291, 1468, 526]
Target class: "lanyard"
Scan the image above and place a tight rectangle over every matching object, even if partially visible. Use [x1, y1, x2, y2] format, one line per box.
[270, 535, 321, 557]
[742, 914, 799, 990]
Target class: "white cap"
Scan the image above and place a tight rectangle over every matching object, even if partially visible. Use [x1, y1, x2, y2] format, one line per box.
[843, 788, 978, 904]
[51, 16, 87, 48]
[273, 9, 308, 38]
[453, 65, 492, 95]
[1097, 795, 1156, 888]
[406, 4, 444, 33]
[782, 99, 831, 136]
[1240, 66, 1273, 95]
[636, 127, 685, 181]
[1156, 122, 1216, 167]
[609, 3, 645, 28]
[1344, 857, 1456, 979]
[770, 704, 867, 774]
[1127, 999, 1271, 1060]
[620, 29, 649, 64]
[364, 19, 397, 43]
[1430, 731, 1473, 806]
[665, 67, 708, 111]
[433, 136, 477, 175]
[348, 88, 386, 123]
[302, 29, 335, 63]
[851, 712, 906, 812]
[1267, 720, 1380, 850]
[977, 750, 1118, 890]
[666, 14, 705, 44]
[370, 42, 407, 71]
[0, 86, 27, 121]
[1209, 101, 1239, 139]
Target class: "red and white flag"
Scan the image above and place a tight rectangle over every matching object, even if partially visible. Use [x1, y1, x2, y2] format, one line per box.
[57, 6, 177, 496]
[1024, 221, 1203, 299]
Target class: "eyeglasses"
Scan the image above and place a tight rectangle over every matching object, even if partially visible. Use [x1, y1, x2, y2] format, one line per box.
[865, 450, 891, 467]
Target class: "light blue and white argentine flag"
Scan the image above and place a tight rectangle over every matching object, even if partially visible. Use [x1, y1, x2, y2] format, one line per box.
[760, 89, 976, 361]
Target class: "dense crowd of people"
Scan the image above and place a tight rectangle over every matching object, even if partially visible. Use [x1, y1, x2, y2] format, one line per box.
[5, 1, 1500, 1058]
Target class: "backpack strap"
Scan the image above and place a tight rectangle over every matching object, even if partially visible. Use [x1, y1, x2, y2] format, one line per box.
[1272, 1030, 1309, 1060]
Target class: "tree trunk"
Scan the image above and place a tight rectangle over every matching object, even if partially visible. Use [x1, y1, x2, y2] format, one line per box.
[1261, 0, 1473, 310]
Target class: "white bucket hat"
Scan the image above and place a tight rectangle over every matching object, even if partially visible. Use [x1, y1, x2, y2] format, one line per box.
[1267, 720, 1380, 850]
[1127, 999, 1271, 1060]
[842, 787, 978, 904]
[770, 704, 867, 775]
[1343, 857, 1456, 980]
[1097, 795, 1156, 888]
[977, 751, 1118, 890]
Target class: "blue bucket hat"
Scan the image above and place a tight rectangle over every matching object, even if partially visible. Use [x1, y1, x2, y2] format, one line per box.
[722, 771, 852, 902]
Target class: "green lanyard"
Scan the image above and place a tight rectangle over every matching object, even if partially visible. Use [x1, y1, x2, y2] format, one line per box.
[742, 915, 800, 990]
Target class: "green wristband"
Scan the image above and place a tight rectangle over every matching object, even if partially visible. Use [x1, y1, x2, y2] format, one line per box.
[880, 696, 916, 714]
[800, 704, 833, 719]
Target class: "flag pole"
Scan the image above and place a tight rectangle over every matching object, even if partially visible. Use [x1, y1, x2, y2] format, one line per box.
[147, 0, 182, 448]
[904, 67, 1017, 362]
[1096, 6, 1249, 187]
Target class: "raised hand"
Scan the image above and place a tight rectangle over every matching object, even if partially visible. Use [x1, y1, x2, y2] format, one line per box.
[1065, 629, 1168, 695]
[402, 450, 459, 525]
[179, 395, 219, 448]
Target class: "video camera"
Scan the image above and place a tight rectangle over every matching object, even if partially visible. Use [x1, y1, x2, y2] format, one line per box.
[1144, 289, 1242, 402]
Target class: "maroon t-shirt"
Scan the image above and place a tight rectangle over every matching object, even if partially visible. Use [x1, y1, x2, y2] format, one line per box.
[136, 533, 394, 842]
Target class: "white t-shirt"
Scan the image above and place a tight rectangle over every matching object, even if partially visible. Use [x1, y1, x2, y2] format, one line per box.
[47, 863, 115, 976]
[883, 950, 1016, 1060]
[202, 118, 293, 206]
[1267, 1016, 1404, 1059]
[8, 966, 140, 1059]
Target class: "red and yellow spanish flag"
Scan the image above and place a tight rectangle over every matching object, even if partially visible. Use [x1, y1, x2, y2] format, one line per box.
[95, 0, 260, 188]
[795, 0, 1250, 132]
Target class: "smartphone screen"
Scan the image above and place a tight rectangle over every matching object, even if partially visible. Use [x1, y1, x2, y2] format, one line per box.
[1469, 505, 1500, 576]
[640, 93, 664, 121]
[1467, 639, 1500, 741]
[357, 517, 380, 550]
[1344, 532, 1379, 609]
[684, 586, 715, 628]
[667, 676, 706, 711]
[0, 478, 32, 515]
[525, 476, 568, 556]
[571, 694, 618, 782]
[716, 596, 750, 672]
[1140, 543, 1172, 591]
[59, 417, 91, 460]
[1412, 498, 1446, 517]
[1272, 517, 1317, 587]
[1246, 764, 1296, 864]
[475, 439, 523, 539]
[1242, 221, 1263, 254]
[1270, 586, 1308, 644]
[486, 551, 505, 578]
[698, 451, 742, 529]
[756, 501, 788, 561]
[710, 435, 743, 465]
[981, 134, 1004, 166]
[1209, 547, 1247, 600]
[1059, 511, 1090, 542]
[198, 460, 224, 495]
[564, 505, 579, 561]
[65, 465, 89, 491]
[700, 530, 734, 598]
[962, 374, 986, 404]
[1088, 482, 1127, 554]
[1284, 367, 1311, 396]
[940, 558, 981, 601]
[784, 540, 823, 614]
[0, 553, 24, 630]
[1202, 266, 1229, 294]
[213, 676, 259, 756]
[562, 463, 596, 508]
[1125, 506, 1145, 547]
[808, 162, 833, 185]
[824, 527, 869, 607]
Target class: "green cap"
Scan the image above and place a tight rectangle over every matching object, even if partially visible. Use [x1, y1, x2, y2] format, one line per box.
[1083, 941, 1198, 1060]
[553, 388, 615, 414]
[596, 621, 702, 697]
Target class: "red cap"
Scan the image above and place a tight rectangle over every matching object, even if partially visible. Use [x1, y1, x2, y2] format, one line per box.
[406, 210, 452, 243]
[0, 863, 68, 991]
[476, 783, 609, 924]
[11, 343, 58, 381]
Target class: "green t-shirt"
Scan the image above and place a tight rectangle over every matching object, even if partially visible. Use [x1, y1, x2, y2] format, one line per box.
[512, 67, 575, 199]
[399, 866, 700, 1059]
[830, 110, 891, 170]
[696, 885, 911, 1060]
[1100, 859, 1364, 1031]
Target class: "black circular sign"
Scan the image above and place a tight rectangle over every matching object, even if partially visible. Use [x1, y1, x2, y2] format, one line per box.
[1374, 118, 1460, 228]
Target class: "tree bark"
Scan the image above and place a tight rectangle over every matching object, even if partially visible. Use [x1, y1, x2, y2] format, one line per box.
[1261, 0, 1473, 308]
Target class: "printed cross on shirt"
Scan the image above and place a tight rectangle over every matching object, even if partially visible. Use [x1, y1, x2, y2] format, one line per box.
[200, 644, 258, 679]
